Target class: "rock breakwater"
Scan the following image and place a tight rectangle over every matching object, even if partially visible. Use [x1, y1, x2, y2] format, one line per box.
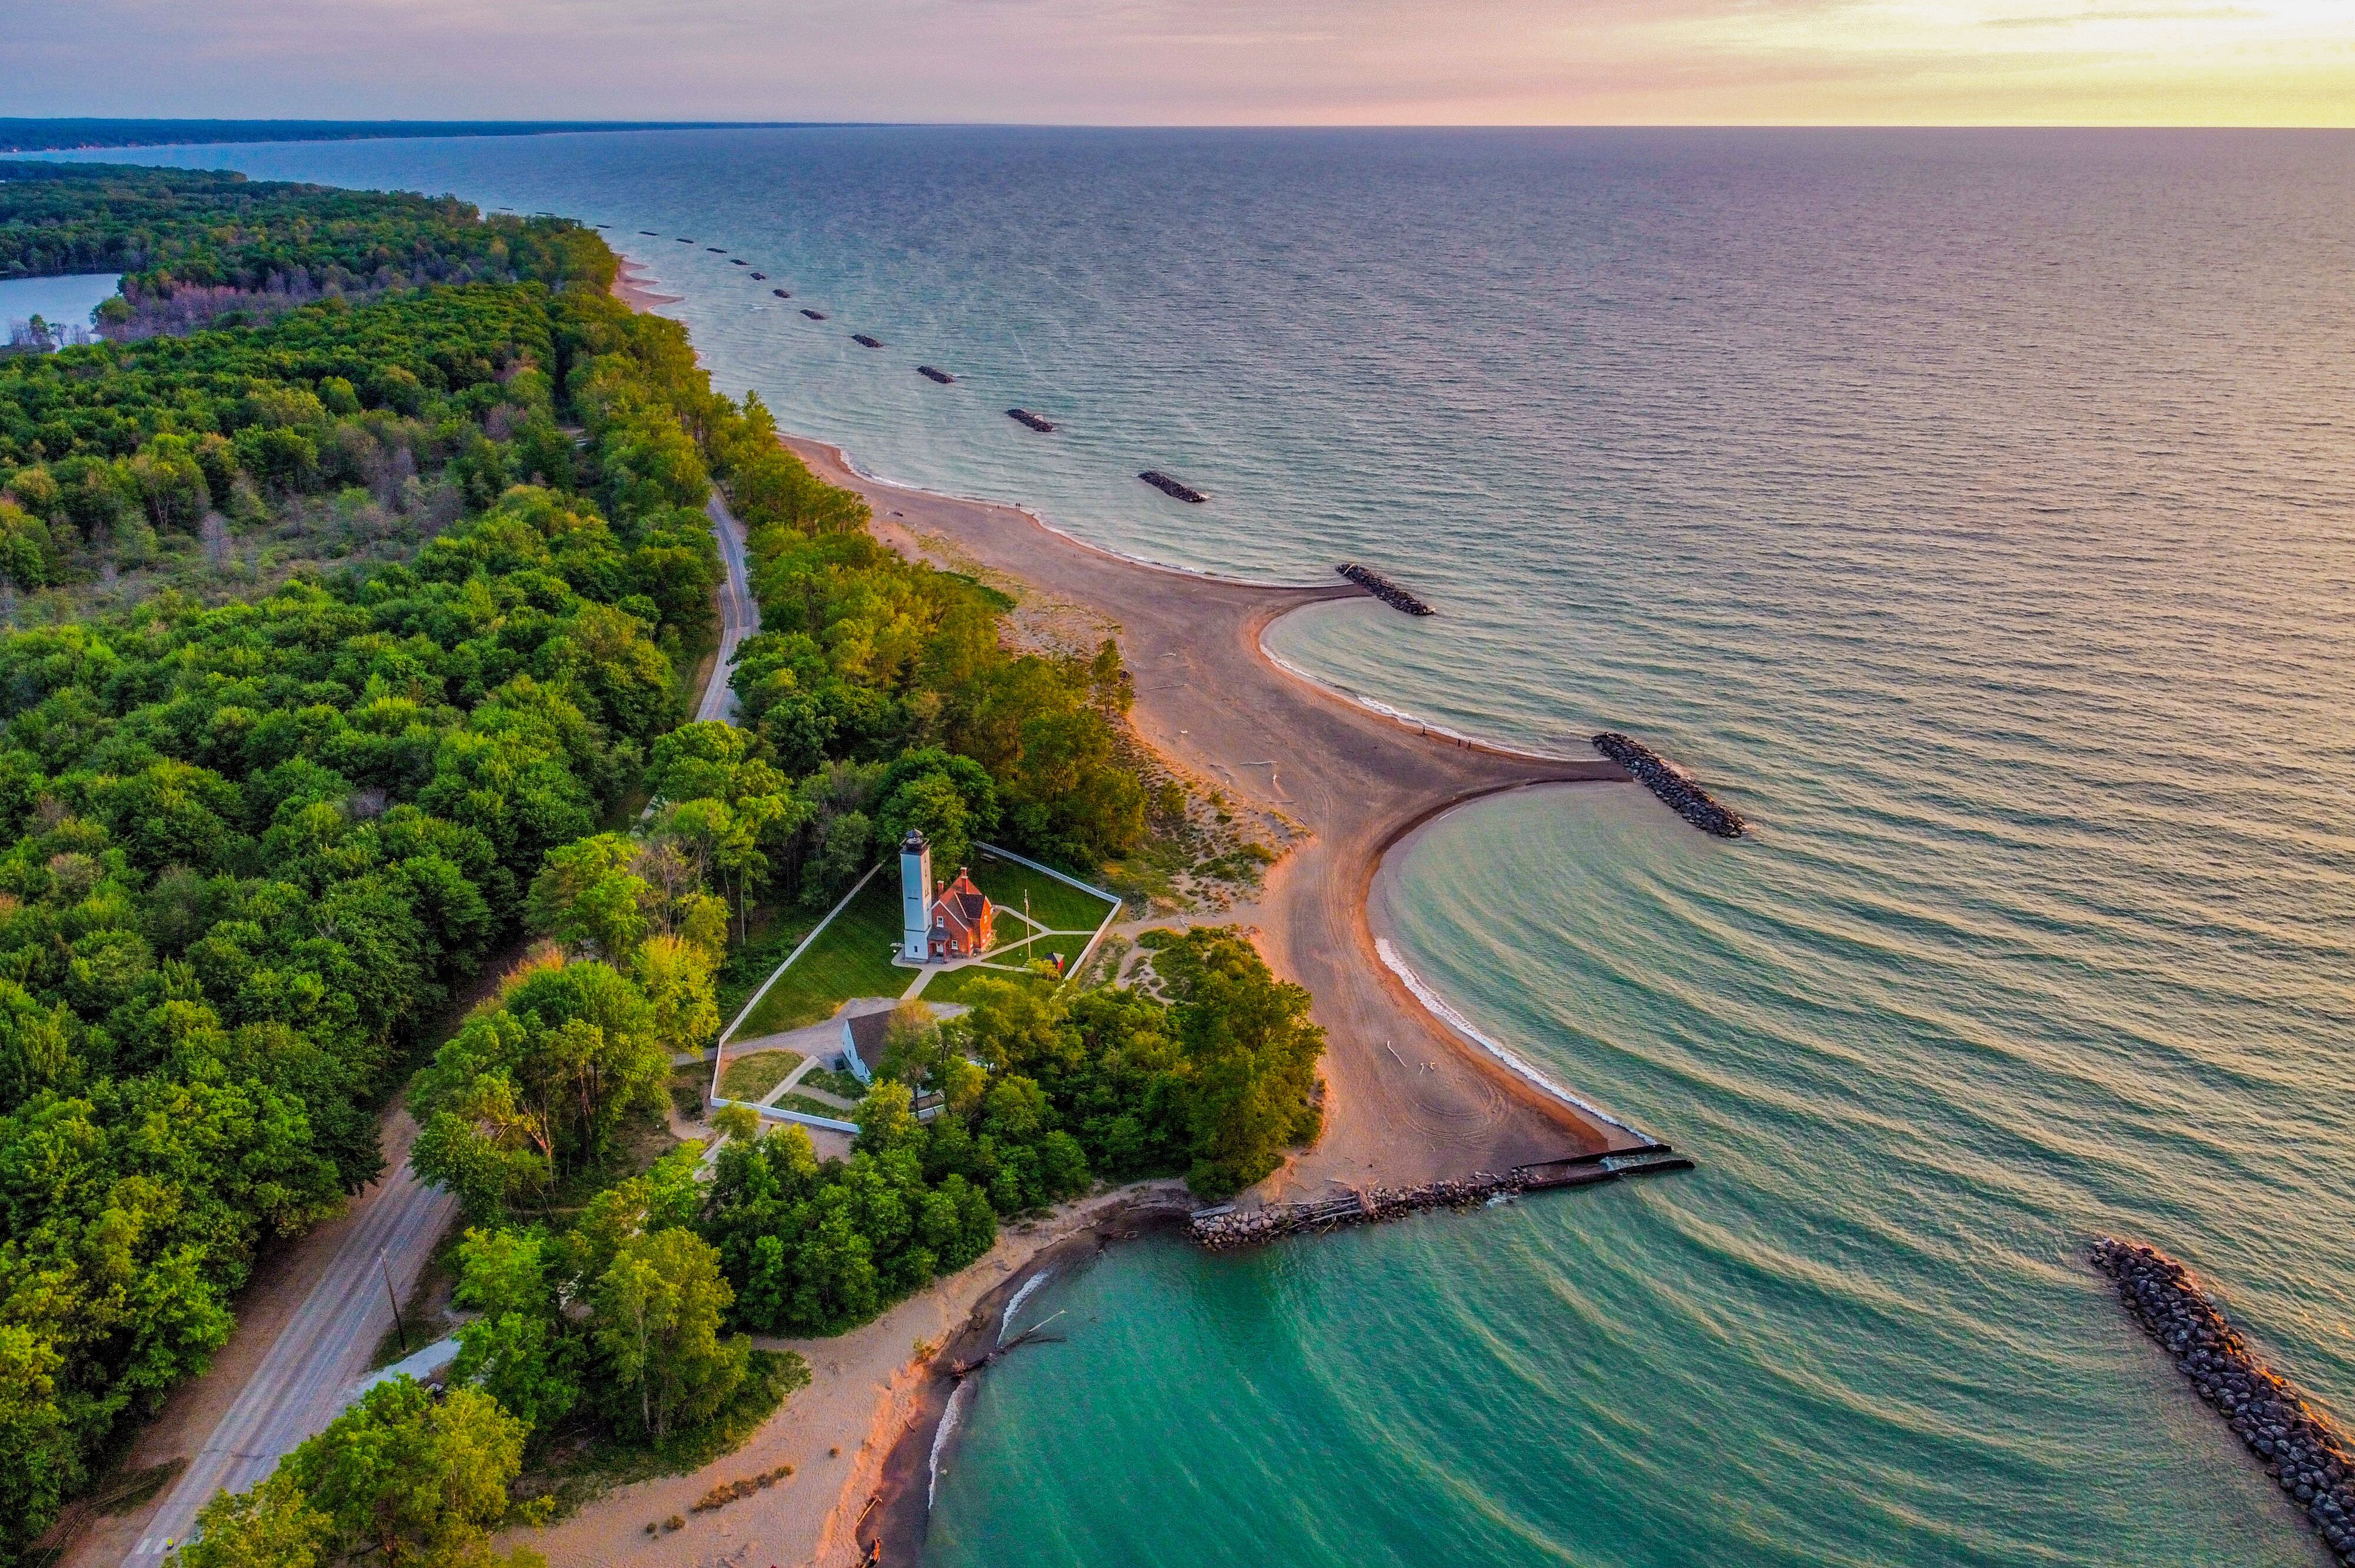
[1190, 1148, 1690, 1251]
[2093, 1238, 2355, 1567]
[1007, 408, 1056, 432]
[1591, 732, 1744, 838]
[919, 365, 956, 384]
[853, 333, 884, 348]
[1336, 562, 1434, 616]
[801, 308, 826, 320]
[771, 287, 790, 297]
[1140, 470, 1208, 503]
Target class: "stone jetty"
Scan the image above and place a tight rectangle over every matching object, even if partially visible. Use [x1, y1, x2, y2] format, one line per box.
[1190, 1148, 1691, 1251]
[1591, 732, 1745, 838]
[853, 333, 884, 348]
[1336, 562, 1434, 616]
[801, 309, 827, 320]
[919, 366, 956, 384]
[1007, 408, 1056, 433]
[2092, 1237, 2355, 1566]
[1140, 470, 1208, 503]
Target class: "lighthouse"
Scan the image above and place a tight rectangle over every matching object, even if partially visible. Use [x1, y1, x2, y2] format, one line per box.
[899, 830, 933, 962]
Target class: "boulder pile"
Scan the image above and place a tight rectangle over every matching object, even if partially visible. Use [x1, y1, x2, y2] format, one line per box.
[1139, 470, 1208, 503]
[1336, 562, 1434, 616]
[1591, 732, 1744, 837]
[2092, 1237, 2355, 1566]
[1007, 408, 1056, 433]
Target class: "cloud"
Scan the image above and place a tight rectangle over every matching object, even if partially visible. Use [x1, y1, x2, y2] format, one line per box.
[1982, 6, 2259, 25]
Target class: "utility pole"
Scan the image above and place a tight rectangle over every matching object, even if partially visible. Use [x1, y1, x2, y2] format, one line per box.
[380, 1251, 409, 1357]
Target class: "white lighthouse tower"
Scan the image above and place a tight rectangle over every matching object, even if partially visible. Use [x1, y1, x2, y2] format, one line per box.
[899, 830, 933, 962]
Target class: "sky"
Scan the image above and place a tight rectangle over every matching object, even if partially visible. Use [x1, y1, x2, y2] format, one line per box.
[9, 0, 2353, 125]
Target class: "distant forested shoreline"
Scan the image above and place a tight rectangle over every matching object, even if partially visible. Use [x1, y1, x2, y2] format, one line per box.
[0, 121, 808, 154]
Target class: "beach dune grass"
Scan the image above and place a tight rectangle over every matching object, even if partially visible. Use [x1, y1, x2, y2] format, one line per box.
[717, 1049, 802, 1102]
[736, 874, 910, 1037]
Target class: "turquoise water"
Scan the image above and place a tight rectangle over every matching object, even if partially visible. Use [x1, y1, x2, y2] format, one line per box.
[67, 130, 2355, 1563]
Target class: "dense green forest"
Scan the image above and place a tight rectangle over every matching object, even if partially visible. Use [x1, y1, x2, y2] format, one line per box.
[0, 161, 611, 336]
[0, 165, 1321, 1566]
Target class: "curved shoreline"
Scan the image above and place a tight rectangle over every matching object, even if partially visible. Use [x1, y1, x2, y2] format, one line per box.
[783, 430, 1642, 1187]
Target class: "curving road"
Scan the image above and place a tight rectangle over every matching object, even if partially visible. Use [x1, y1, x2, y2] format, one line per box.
[698, 493, 758, 725]
[116, 493, 761, 1565]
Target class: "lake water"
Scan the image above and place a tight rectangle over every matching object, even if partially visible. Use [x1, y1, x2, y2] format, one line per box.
[0, 271, 118, 346]
[64, 128, 2355, 1565]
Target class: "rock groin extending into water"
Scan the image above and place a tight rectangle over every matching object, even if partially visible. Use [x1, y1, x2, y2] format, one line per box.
[1336, 562, 1434, 616]
[1591, 732, 1744, 838]
[2093, 1238, 2355, 1566]
[1190, 1148, 1691, 1251]
[1007, 408, 1056, 433]
[1140, 470, 1208, 503]
[918, 365, 956, 384]
[852, 333, 884, 348]
[771, 288, 790, 297]
[801, 308, 827, 320]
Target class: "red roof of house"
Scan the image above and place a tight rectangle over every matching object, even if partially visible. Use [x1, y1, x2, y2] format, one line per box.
[933, 868, 992, 944]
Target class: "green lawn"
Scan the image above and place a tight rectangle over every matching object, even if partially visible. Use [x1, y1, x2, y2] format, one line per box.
[718, 1049, 801, 1102]
[968, 851, 1119, 936]
[794, 1065, 862, 1100]
[734, 873, 910, 1037]
[775, 1092, 853, 1121]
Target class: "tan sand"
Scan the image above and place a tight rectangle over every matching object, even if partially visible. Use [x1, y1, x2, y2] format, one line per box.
[612, 257, 684, 311]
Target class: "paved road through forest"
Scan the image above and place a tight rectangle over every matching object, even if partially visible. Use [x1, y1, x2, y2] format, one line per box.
[118, 494, 760, 1563]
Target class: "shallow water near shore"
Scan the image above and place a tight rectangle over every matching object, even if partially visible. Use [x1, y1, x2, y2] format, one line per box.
[64, 129, 2355, 1563]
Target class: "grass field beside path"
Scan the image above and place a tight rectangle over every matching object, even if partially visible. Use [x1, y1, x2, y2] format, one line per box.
[923, 961, 1058, 1006]
[735, 875, 908, 1037]
[718, 1049, 802, 1101]
[968, 850, 1118, 935]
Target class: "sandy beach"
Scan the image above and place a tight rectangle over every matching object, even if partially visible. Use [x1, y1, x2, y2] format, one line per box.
[612, 256, 684, 311]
